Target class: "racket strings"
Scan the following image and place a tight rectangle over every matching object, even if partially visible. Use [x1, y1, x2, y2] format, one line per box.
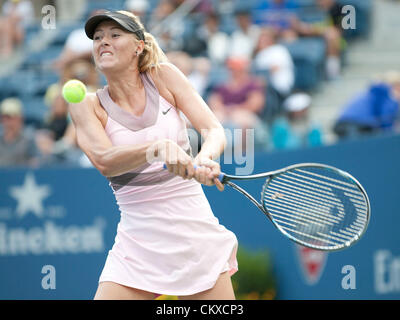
[263, 167, 369, 250]
[267, 182, 344, 222]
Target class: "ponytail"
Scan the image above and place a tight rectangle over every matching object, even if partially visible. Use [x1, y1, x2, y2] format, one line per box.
[117, 10, 167, 73]
[139, 31, 168, 73]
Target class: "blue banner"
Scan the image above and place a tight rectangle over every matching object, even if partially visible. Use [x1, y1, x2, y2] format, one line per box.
[205, 134, 400, 300]
[0, 169, 119, 299]
[0, 134, 399, 299]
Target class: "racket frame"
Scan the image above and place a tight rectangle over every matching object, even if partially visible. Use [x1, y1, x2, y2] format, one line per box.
[221, 163, 371, 251]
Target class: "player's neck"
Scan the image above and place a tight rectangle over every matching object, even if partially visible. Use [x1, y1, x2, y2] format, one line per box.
[107, 70, 144, 102]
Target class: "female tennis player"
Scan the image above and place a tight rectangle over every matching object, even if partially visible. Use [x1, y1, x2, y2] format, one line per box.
[68, 10, 238, 300]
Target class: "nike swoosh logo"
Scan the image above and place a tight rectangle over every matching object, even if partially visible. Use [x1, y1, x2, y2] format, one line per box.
[162, 107, 172, 115]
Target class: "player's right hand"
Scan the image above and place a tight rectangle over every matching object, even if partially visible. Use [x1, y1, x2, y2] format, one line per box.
[158, 139, 195, 180]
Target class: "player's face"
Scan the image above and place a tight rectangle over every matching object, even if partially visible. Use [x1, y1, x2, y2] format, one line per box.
[92, 20, 139, 72]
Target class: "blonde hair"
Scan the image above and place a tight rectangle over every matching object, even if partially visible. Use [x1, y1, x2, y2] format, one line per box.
[117, 10, 167, 73]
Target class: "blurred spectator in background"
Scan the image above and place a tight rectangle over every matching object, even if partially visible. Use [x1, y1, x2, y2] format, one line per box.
[34, 117, 87, 167]
[170, 0, 185, 6]
[193, 12, 230, 64]
[270, 92, 322, 150]
[166, 50, 211, 154]
[34, 83, 70, 166]
[270, 116, 301, 150]
[192, 0, 213, 14]
[42, 84, 69, 141]
[35, 59, 100, 167]
[52, 28, 93, 74]
[190, 56, 212, 99]
[0, 0, 34, 58]
[61, 58, 100, 91]
[125, 0, 149, 28]
[208, 56, 268, 150]
[333, 71, 400, 140]
[167, 49, 211, 139]
[285, 92, 323, 147]
[253, 27, 295, 100]
[291, 0, 345, 80]
[213, 0, 235, 15]
[149, 0, 184, 52]
[148, 0, 176, 28]
[166, 51, 210, 99]
[230, 9, 261, 60]
[253, 0, 299, 41]
[55, 0, 85, 22]
[0, 97, 36, 166]
[52, 10, 105, 74]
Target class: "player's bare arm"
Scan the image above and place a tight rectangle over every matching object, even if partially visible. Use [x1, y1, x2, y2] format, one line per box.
[68, 93, 189, 178]
[152, 63, 226, 189]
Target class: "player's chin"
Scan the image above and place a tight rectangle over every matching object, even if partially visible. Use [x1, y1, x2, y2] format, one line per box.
[96, 60, 119, 72]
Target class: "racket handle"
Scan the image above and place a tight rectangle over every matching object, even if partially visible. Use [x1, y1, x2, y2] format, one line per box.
[162, 163, 225, 182]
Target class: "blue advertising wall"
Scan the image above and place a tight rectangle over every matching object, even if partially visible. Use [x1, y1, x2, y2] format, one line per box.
[0, 134, 399, 299]
[207, 134, 400, 300]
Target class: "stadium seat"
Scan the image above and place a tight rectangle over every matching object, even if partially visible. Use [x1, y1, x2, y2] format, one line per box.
[20, 95, 48, 127]
[83, 0, 126, 16]
[250, 68, 282, 122]
[49, 23, 84, 47]
[24, 24, 41, 48]
[22, 45, 64, 69]
[219, 13, 237, 35]
[338, 0, 372, 39]
[282, 37, 326, 91]
[202, 64, 230, 101]
[296, 7, 326, 24]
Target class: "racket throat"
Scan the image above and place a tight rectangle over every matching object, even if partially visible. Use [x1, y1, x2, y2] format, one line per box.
[226, 181, 265, 212]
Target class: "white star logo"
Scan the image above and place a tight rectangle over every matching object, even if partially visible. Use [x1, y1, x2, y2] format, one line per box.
[9, 172, 51, 219]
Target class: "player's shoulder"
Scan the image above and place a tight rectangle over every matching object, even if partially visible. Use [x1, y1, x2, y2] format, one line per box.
[67, 92, 103, 123]
[85, 92, 101, 106]
[149, 62, 191, 98]
[68, 92, 98, 112]
[148, 62, 184, 83]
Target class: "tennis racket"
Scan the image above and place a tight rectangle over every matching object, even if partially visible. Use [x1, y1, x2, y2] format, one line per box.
[165, 162, 370, 251]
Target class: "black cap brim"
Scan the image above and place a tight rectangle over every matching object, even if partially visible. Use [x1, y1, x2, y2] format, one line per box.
[85, 12, 142, 40]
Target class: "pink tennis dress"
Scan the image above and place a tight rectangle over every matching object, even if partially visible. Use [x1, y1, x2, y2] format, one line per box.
[96, 71, 238, 296]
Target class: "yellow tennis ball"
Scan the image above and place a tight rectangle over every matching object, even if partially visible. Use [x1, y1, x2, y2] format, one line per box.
[62, 79, 87, 104]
